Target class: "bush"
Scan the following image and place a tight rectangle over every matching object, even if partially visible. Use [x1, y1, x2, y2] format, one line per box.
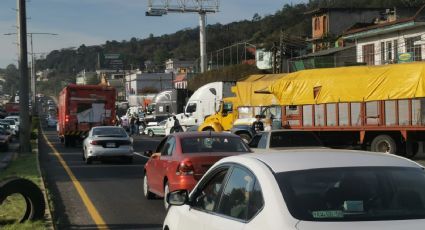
[30, 116, 40, 140]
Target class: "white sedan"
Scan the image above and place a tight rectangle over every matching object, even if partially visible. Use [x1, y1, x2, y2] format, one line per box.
[144, 120, 167, 137]
[164, 149, 425, 230]
[82, 126, 134, 164]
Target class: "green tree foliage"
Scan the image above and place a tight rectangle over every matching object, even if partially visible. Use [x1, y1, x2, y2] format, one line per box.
[0, 64, 19, 95]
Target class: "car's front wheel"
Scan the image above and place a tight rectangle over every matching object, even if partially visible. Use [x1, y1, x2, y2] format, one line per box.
[164, 182, 170, 210]
[148, 130, 154, 137]
[143, 174, 155, 199]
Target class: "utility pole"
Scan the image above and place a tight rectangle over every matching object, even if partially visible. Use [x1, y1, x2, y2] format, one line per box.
[146, 0, 219, 73]
[18, 0, 30, 154]
[4, 32, 58, 115]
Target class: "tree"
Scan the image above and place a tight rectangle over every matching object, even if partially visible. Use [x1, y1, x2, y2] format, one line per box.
[252, 13, 261, 22]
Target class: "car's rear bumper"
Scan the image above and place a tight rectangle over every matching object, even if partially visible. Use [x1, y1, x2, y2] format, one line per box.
[87, 146, 134, 157]
[168, 176, 198, 194]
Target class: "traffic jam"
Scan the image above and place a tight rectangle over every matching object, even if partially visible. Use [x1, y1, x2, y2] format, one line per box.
[35, 62, 425, 229]
[3, 1, 425, 229]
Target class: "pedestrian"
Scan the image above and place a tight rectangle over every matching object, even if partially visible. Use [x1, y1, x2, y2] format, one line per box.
[251, 115, 264, 133]
[135, 115, 141, 135]
[129, 115, 135, 136]
[172, 115, 182, 133]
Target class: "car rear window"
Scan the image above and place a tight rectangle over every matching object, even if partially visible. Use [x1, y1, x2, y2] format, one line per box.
[269, 131, 322, 148]
[93, 128, 127, 137]
[1, 120, 15, 125]
[275, 167, 425, 221]
[181, 136, 250, 153]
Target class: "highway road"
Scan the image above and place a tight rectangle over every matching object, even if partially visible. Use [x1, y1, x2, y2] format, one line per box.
[39, 127, 166, 229]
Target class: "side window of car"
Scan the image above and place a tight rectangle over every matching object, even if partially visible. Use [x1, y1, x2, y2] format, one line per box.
[217, 166, 263, 221]
[257, 133, 268, 149]
[192, 169, 228, 212]
[247, 180, 264, 220]
[162, 137, 175, 156]
[156, 137, 168, 153]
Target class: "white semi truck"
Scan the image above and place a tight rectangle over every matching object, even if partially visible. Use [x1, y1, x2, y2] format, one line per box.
[165, 81, 235, 133]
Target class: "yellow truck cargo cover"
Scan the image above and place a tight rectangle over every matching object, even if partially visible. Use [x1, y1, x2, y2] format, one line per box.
[269, 62, 425, 105]
[233, 74, 286, 106]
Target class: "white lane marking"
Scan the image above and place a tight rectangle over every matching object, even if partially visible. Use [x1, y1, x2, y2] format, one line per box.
[134, 152, 149, 159]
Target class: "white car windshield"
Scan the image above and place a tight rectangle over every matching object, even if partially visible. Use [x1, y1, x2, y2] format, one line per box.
[276, 167, 425, 221]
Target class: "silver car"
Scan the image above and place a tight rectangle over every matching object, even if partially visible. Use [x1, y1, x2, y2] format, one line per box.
[82, 126, 134, 164]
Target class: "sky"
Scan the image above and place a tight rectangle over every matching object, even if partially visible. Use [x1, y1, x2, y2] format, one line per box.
[0, 0, 307, 68]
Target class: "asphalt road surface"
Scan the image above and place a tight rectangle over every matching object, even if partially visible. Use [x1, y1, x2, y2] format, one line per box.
[39, 127, 166, 230]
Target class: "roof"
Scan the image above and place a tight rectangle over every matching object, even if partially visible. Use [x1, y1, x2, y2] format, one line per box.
[304, 7, 385, 15]
[297, 45, 355, 58]
[344, 5, 425, 38]
[268, 62, 425, 105]
[239, 149, 421, 173]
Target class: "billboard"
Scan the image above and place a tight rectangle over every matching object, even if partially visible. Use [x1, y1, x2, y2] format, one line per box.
[99, 53, 124, 70]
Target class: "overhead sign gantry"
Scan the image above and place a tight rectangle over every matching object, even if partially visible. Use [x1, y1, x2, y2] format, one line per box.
[146, 0, 220, 73]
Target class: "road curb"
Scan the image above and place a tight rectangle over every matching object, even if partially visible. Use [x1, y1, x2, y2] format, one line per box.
[36, 130, 56, 230]
[0, 143, 18, 171]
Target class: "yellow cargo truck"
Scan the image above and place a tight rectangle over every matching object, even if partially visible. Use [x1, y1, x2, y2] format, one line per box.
[198, 74, 286, 136]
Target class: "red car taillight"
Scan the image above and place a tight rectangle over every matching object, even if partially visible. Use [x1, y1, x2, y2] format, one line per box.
[90, 140, 100, 145]
[176, 160, 194, 176]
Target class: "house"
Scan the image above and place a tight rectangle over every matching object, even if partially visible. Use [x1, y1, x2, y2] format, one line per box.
[289, 45, 358, 72]
[343, 6, 425, 65]
[165, 59, 195, 74]
[75, 70, 99, 85]
[306, 8, 385, 52]
[125, 71, 173, 99]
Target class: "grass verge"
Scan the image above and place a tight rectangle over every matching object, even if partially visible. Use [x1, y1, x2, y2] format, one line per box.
[0, 121, 49, 229]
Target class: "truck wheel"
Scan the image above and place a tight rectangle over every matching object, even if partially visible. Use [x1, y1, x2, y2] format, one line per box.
[371, 135, 397, 154]
[148, 130, 154, 137]
[238, 133, 251, 143]
[203, 127, 214, 132]
[0, 177, 45, 222]
[405, 141, 419, 159]
[64, 136, 70, 147]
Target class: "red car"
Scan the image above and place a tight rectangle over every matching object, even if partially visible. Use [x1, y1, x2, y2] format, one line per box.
[143, 131, 251, 208]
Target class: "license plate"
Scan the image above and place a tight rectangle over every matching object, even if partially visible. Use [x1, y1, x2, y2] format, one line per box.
[106, 142, 116, 148]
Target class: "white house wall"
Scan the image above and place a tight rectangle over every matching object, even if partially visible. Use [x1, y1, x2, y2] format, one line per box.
[355, 26, 425, 65]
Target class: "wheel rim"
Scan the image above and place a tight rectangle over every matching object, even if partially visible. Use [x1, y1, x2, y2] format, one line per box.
[377, 141, 391, 153]
[143, 175, 148, 196]
[164, 184, 169, 209]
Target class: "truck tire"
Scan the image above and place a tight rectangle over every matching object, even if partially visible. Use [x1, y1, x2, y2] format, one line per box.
[371, 135, 397, 154]
[0, 177, 45, 222]
[405, 141, 419, 159]
[202, 127, 214, 132]
[64, 135, 70, 147]
[238, 133, 251, 143]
